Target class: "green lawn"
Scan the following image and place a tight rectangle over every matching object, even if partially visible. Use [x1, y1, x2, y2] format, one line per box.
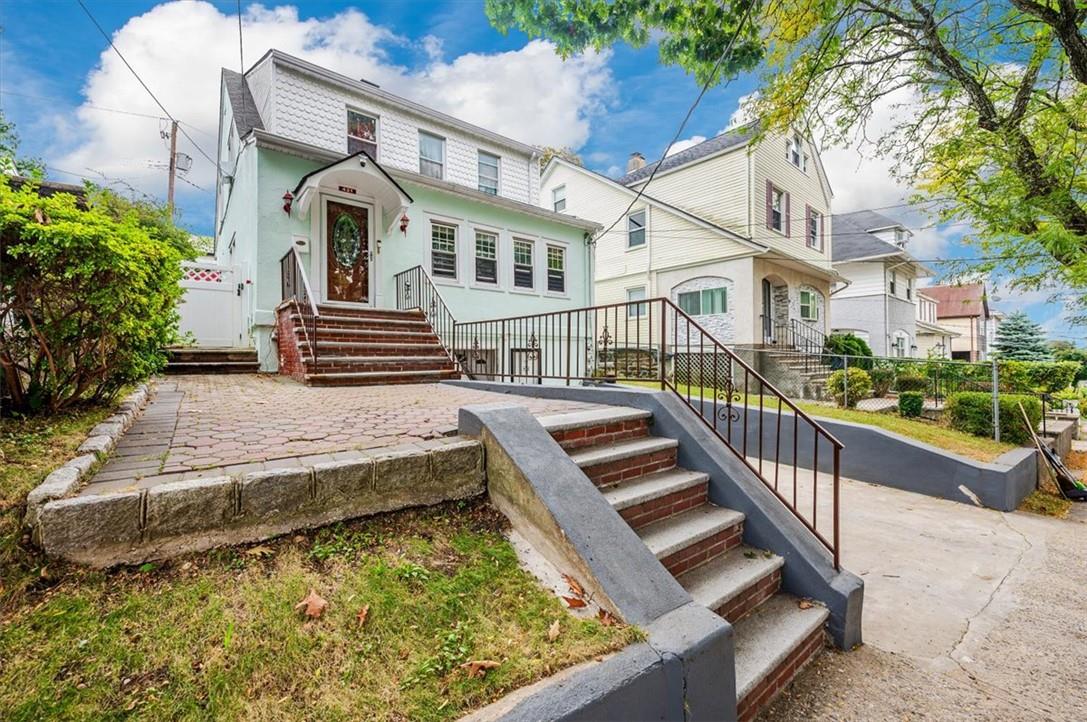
[1, 405, 636, 721]
[622, 381, 1016, 462]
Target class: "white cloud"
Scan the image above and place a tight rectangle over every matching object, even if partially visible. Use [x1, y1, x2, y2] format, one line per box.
[51, 1, 613, 207]
[665, 135, 706, 156]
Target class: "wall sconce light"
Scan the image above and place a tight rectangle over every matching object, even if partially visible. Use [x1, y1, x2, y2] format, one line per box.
[400, 212, 410, 234]
[282, 190, 294, 215]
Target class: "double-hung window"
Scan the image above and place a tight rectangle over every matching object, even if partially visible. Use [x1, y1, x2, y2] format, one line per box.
[552, 185, 566, 212]
[474, 230, 497, 284]
[677, 287, 727, 316]
[513, 239, 534, 289]
[808, 209, 822, 250]
[547, 245, 566, 293]
[478, 151, 500, 195]
[626, 287, 647, 317]
[419, 131, 445, 179]
[347, 110, 378, 157]
[906, 277, 913, 300]
[770, 186, 785, 232]
[789, 133, 803, 168]
[627, 209, 646, 248]
[800, 290, 818, 321]
[430, 222, 457, 279]
[889, 271, 897, 296]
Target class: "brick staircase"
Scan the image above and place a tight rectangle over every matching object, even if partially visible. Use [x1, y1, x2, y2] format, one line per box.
[539, 406, 829, 721]
[277, 304, 460, 386]
[165, 347, 259, 374]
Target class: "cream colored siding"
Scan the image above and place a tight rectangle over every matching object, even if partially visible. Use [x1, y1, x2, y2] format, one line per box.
[750, 135, 832, 264]
[832, 262, 885, 298]
[628, 148, 750, 233]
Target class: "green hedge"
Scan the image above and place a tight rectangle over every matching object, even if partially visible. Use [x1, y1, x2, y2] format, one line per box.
[945, 392, 1042, 445]
[895, 374, 929, 393]
[997, 360, 1080, 394]
[826, 367, 872, 408]
[869, 367, 894, 397]
[898, 391, 924, 418]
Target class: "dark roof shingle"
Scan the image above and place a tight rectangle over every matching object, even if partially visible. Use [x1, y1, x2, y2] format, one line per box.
[223, 69, 264, 137]
[616, 122, 758, 186]
[832, 209, 908, 262]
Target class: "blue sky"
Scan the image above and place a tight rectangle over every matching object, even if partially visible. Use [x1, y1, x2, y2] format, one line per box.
[0, 0, 1075, 339]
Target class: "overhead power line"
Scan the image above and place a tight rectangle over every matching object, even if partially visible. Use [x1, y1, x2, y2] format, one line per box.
[76, 0, 224, 177]
[593, 0, 758, 243]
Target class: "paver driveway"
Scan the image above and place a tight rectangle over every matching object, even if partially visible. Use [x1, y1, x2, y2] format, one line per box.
[84, 374, 599, 493]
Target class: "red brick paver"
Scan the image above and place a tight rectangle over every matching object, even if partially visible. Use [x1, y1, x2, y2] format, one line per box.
[88, 375, 599, 491]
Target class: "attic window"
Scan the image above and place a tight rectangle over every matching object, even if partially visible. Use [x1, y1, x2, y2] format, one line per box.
[347, 110, 378, 158]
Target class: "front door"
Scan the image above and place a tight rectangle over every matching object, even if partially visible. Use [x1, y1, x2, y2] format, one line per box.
[761, 278, 773, 342]
[325, 200, 370, 304]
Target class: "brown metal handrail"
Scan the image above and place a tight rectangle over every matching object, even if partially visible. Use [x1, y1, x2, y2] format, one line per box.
[279, 247, 320, 365]
[453, 297, 844, 568]
[393, 265, 459, 370]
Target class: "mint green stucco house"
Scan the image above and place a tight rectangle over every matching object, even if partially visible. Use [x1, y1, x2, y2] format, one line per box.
[196, 50, 598, 373]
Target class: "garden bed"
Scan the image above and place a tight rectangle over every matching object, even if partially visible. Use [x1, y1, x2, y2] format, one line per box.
[1, 409, 635, 720]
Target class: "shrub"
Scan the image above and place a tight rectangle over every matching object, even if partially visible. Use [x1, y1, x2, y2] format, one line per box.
[824, 333, 873, 371]
[945, 392, 1042, 445]
[826, 367, 872, 407]
[869, 366, 894, 397]
[997, 360, 1080, 394]
[898, 391, 924, 418]
[0, 179, 190, 412]
[894, 373, 929, 393]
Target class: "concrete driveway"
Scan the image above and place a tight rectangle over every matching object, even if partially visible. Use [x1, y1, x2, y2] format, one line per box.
[765, 478, 1087, 720]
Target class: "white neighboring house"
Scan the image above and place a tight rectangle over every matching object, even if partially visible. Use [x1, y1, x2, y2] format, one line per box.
[830, 210, 933, 357]
[541, 123, 838, 348]
[915, 292, 960, 358]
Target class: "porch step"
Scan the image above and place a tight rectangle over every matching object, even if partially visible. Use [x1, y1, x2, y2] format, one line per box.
[294, 326, 439, 341]
[538, 406, 652, 450]
[164, 348, 258, 375]
[568, 436, 678, 486]
[314, 305, 424, 320]
[733, 594, 828, 720]
[636, 505, 744, 574]
[292, 313, 432, 332]
[678, 545, 784, 621]
[602, 468, 709, 511]
[304, 369, 460, 386]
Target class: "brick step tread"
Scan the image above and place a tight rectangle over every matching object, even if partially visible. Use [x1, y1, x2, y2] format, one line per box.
[314, 305, 424, 318]
[294, 327, 438, 339]
[677, 546, 784, 613]
[733, 593, 829, 702]
[568, 436, 679, 469]
[602, 468, 709, 511]
[537, 406, 651, 434]
[291, 315, 431, 330]
[307, 355, 452, 364]
[636, 504, 744, 561]
[306, 369, 459, 380]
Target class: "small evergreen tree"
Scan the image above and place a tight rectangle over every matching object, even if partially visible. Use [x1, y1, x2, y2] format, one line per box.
[990, 311, 1052, 361]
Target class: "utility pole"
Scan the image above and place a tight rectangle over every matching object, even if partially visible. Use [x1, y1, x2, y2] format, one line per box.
[166, 119, 178, 218]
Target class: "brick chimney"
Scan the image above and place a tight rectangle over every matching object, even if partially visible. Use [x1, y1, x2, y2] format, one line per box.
[626, 152, 646, 173]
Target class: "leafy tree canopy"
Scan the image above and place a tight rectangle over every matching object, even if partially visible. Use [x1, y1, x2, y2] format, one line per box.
[487, 0, 1087, 321]
[0, 110, 45, 178]
[539, 145, 585, 171]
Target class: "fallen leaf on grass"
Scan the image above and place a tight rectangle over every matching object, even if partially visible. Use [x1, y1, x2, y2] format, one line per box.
[356, 605, 370, 628]
[597, 608, 618, 627]
[294, 588, 328, 619]
[547, 619, 561, 642]
[561, 595, 587, 609]
[562, 573, 585, 598]
[460, 660, 500, 678]
[246, 545, 274, 558]
[798, 599, 814, 610]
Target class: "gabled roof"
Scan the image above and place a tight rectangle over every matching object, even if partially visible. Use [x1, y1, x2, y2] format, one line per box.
[543, 156, 768, 251]
[617, 122, 758, 186]
[832, 210, 907, 262]
[924, 283, 989, 318]
[222, 69, 264, 136]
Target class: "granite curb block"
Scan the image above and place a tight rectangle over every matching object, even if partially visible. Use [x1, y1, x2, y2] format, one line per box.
[24, 382, 155, 534]
[37, 437, 485, 567]
[458, 404, 736, 721]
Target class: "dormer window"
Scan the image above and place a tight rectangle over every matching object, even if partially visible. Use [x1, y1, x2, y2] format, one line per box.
[787, 132, 806, 170]
[552, 185, 566, 212]
[347, 110, 378, 158]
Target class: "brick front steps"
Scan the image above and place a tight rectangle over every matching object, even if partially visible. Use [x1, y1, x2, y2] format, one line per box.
[275, 304, 459, 386]
[538, 405, 829, 720]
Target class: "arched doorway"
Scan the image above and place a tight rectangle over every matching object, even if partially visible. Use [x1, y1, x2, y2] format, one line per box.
[761, 275, 789, 344]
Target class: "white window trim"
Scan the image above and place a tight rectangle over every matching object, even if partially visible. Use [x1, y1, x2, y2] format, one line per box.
[478, 150, 501, 196]
[510, 236, 538, 295]
[346, 107, 380, 159]
[552, 185, 567, 213]
[626, 286, 648, 317]
[419, 130, 446, 180]
[808, 209, 822, 250]
[544, 240, 570, 299]
[425, 214, 462, 287]
[769, 185, 786, 234]
[799, 289, 819, 321]
[471, 227, 500, 288]
[626, 208, 647, 250]
[678, 286, 728, 317]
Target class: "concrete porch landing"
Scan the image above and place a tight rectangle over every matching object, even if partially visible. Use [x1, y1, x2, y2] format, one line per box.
[82, 374, 601, 496]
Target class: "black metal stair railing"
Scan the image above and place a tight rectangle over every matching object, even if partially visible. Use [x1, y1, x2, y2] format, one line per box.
[393, 266, 459, 370]
[451, 297, 845, 569]
[279, 248, 320, 366]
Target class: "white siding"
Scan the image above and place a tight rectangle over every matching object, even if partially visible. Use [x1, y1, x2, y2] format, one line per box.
[269, 65, 534, 204]
[832, 261, 885, 298]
